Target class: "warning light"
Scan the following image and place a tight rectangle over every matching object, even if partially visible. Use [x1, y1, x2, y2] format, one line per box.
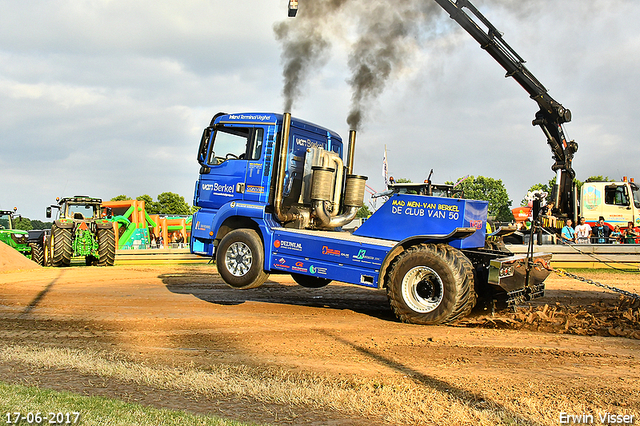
[288, 0, 298, 17]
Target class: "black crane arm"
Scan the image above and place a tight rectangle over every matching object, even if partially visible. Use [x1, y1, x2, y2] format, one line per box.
[432, 0, 578, 217]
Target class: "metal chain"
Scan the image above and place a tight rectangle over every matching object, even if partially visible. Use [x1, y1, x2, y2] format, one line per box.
[530, 225, 640, 299]
[553, 268, 640, 300]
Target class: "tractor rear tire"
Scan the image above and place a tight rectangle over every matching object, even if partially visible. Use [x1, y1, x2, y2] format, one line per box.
[97, 228, 116, 266]
[29, 242, 45, 266]
[216, 229, 269, 289]
[386, 243, 476, 325]
[51, 225, 72, 267]
[291, 273, 331, 288]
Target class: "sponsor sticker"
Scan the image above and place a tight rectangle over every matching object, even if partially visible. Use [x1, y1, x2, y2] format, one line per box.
[470, 220, 483, 229]
[274, 257, 289, 269]
[309, 265, 328, 275]
[275, 240, 303, 251]
[246, 185, 265, 194]
[292, 261, 307, 272]
[227, 114, 273, 122]
[202, 182, 235, 197]
[322, 246, 341, 256]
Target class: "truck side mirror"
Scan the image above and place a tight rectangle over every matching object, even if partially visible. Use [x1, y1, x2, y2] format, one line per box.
[106, 207, 113, 219]
[197, 127, 213, 166]
[46, 207, 52, 218]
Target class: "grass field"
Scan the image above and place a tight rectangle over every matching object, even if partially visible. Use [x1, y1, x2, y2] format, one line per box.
[0, 380, 259, 426]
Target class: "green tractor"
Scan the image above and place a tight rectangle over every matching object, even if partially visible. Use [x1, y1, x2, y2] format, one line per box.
[46, 196, 116, 267]
[0, 208, 31, 258]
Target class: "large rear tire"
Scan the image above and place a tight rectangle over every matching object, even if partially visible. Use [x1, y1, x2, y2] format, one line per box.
[51, 225, 72, 267]
[97, 228, 116, 266]
[29, 242, 45, 266]
[386, 243, 476, 325]
[291, 273, 331, 288]
[216, 229, 269, 289]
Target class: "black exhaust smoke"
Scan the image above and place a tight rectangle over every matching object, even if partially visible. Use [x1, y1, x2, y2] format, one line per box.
[276, 0, 442, 129]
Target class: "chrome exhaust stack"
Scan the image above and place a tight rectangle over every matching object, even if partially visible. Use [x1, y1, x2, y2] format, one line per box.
[274, 112, 298, 224]
[346, 130, 356, 175]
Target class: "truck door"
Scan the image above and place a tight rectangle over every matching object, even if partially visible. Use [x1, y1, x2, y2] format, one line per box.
[197, 126, 264, 210]
[603, 184, 632, 227]
[243, 127, 268, 203]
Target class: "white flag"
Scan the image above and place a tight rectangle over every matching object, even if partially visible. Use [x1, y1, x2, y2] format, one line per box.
[382, 145, 389, 186]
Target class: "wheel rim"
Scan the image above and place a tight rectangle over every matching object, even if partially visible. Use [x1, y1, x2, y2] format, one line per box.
[225, 241, 253, 277]
[401, 266, 443, 313]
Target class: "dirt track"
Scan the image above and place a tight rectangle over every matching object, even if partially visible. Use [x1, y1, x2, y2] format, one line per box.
[1, 264, 639, 425]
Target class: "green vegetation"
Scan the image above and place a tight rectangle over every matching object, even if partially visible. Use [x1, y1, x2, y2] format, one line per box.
[8, 216, 52, 231]
[356, 205, 371, 218]
[111, 192, 195, 215]
[448, 176, 513, 222]
[0, 381, 256, 426]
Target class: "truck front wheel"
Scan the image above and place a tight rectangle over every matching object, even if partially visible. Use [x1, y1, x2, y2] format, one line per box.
[386, 243, 475, 325]
[216, 229, 269, 289]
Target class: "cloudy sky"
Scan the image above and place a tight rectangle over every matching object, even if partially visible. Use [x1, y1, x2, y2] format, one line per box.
[1, 0, 639, 220]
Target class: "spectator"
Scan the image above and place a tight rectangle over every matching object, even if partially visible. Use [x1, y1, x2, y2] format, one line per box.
[591, 216, 611, 244]
[623, 221, 638, 244]
[610, 225, 622, 244]
[541, 201, 556, 227]
[175, 232, 184, 245]
[560, 218, 575, 244]
[574, 217, 592, 244]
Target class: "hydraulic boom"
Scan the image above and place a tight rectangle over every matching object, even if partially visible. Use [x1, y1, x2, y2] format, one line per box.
[432, 0, 578, 219]
[288, 0, 579, 219]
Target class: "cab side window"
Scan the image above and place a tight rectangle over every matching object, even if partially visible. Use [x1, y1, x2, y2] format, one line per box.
[208, 127, 250, 165]
[249, 128, 264, 160]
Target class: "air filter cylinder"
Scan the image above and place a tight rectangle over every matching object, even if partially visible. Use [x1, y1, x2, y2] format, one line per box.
[310, 166, 335, 202]
[343, 174, 368, 207]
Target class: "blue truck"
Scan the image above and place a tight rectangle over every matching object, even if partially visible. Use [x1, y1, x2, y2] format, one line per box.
[190, 112, 552, 324]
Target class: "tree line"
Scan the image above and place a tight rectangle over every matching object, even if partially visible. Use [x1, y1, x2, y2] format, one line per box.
[7, 192, 195, 231]
[9, 177, 619, 231]
[110, 192, 196, 215]
[364, 175, 617, 223]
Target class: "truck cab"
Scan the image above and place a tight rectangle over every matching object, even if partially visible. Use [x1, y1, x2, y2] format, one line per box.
[192, 112, 349, 257]
[581, 178, 640, 228]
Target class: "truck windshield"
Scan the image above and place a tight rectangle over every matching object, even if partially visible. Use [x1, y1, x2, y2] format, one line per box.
[633, 187, 640, 209]
[68, 204, 95, 219]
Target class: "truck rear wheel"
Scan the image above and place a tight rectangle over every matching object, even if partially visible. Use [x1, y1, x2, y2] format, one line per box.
[291, 273, 331, 288]
[51, 225, 72, 267]
[97, 228, 116, 266]
[216, 229, 269, 289]
[386, 243, 476, 325]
